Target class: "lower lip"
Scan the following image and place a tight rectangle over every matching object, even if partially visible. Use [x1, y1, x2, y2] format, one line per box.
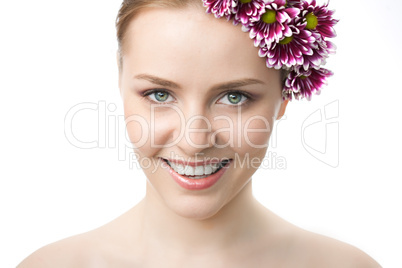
[162, 160, 231, 190]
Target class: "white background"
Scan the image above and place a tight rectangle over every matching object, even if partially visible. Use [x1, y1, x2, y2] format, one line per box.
[1, 0, 401, 267]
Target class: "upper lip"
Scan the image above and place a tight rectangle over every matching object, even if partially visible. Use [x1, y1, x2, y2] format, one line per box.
[162, 158, 231, 167]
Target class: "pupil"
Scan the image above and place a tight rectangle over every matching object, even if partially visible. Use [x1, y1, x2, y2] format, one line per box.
[155, 92, 168, 102]
[228, 93, 242, 104]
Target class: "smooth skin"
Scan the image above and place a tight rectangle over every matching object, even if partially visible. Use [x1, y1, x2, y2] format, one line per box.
[18, 4, 381, 268]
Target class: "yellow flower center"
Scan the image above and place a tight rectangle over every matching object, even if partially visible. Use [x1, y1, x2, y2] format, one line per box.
[279, 36, 294, 45]
[240, 0, 252, 3]
[300, 75, 308, 79]
[262, 10, 277, 24]
[305, 13, 318, 30]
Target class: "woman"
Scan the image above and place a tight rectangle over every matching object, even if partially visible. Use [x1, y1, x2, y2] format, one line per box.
[18, 0, 381, 267]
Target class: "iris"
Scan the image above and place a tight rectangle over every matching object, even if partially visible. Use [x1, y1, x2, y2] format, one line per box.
[155, 92, 169, 102]
[228, 93, 242, 104]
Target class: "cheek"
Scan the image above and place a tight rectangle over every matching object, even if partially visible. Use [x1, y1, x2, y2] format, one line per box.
[241, 116, 274, 149]
[207, 109, 275, 154]
[124, 103, 183, 157]
[124, 102, 150, 150]
[226, 109, 274, 154]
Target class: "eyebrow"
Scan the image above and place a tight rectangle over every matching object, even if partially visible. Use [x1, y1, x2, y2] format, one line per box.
[135, 74, 181, 89]
[134, 74, 265, 91]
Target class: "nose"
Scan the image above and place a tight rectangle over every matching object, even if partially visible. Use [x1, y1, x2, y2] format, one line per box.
[175, 108, 216, 155]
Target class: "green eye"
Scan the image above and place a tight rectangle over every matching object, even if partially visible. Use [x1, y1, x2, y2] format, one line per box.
[217, 91, 248, 106]
[144, 90, 175, 104]
[154, 92, 169, 102]
[227, 93, 243, 104]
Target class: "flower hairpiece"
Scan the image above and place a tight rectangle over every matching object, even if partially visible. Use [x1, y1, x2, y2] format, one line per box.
[202, 0, 338, 100]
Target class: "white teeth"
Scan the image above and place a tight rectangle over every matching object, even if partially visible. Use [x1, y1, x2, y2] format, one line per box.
[169, 162, 177, 170]
[212, 163, 219, 170]
[194, 166, 204, 176]
[169, 162, 184, 175]
[184, 166, 195, 176]
[176, 163, 185, 174]
[167, 160, 227, 177]
[204, 165, 213, 175]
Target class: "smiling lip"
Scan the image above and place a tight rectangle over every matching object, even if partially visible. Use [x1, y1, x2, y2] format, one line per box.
[161, 159, 232, 190]
[165, 158, 227, 167]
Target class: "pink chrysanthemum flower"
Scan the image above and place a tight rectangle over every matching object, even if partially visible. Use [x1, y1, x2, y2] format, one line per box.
[286, 0, 303, 9]
[248, 0, 300, 46]
[203, 0, 235, 19]
[258, 23, 316, 69]
[324, 39, 336, 55]
[202, 0, 337, 101]
[232, 0, 266, 25]
[283, 67, 333, 100]
[299, 0, 338, 38]
[300, 31, 329, 70]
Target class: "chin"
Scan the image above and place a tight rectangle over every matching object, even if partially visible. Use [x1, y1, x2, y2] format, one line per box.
[163, 192, 229, 221]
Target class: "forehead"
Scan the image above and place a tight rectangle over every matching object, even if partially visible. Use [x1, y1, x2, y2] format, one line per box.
[123, 5, 280, 85]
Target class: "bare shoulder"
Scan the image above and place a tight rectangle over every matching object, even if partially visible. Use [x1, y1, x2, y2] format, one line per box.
[17, 232, 104, 268]
[17, 208, 141, 268]
[292, 228, 382, 268]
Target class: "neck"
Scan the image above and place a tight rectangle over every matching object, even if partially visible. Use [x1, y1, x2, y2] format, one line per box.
[137, 180, 268, 253]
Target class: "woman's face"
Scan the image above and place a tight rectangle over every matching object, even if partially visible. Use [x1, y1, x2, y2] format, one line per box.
[119, 5, 287, 219]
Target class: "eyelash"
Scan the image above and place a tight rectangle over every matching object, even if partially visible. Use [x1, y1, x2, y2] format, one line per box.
[217, 90, 252, 107]
[141, 89, 253, 107]
[141, 89, 175, 105]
